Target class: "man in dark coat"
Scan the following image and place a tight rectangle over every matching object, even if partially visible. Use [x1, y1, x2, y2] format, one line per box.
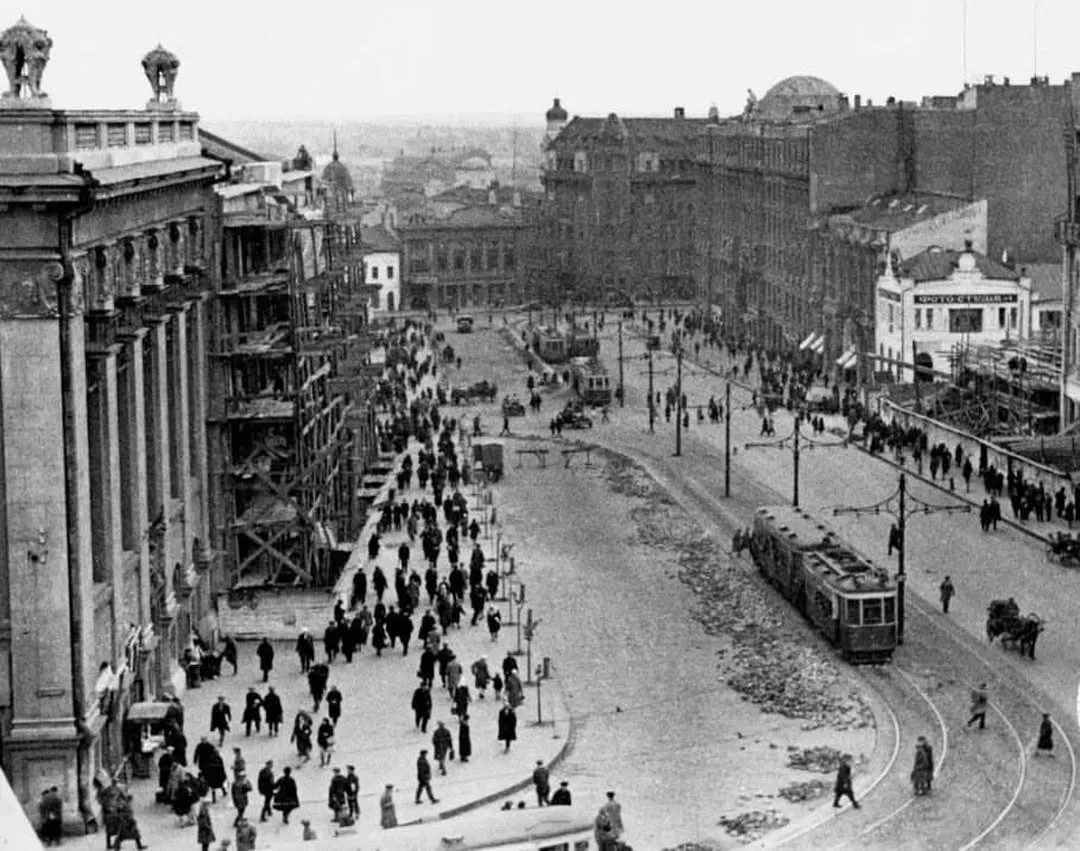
[418, 647, 437, 688]
[497, 704, 517, 751]
[532, 760, 550, 806]
[437, 644, 455, 688]
[222, 635, 239, 676]
[262, 687, 283, 737]
[345, 765, 360, 819]
[458, 713, 472, 763]
[373, 566, 388, 602]
[210, 696, 232, 747]
[328, 767, 350, 822]
[368, 532, 381, 561]
[399, 611, 415, 656]
[242, 688, 263, 736]
[272, 766, 300, 824]
[415, 750, 439, 804]
[295, 629, 315, 673]
[326, 685, 343, 727]
[412, 684, 432, 733]
[323, 620, 340, 663]
[309, 663, 330, 712]
[550, 781, 572, 806]
[832, 754, 859, 808]
[352, 568, 367, 608]
[257, 760, 275, 822]
[432, 721, 454, 775]
[256, 638, 274, 682]
[449, 565, 466, 603]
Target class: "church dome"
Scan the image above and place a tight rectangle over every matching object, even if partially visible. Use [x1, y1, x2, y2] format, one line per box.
[545, 97, 568, 122]
[321, 153, 353, 193]
[757, 75, 842, 120]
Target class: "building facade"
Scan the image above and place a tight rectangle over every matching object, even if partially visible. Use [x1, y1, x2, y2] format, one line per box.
[361, 226, 401, 313]
[0, 23, 221, 826]
[875, 244, 1030, 382]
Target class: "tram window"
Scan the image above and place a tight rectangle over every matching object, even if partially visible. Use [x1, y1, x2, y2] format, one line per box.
[575, 843, 590, 851]
[540, 844, 570, 851]
[846, 598, 860, 624]
[863, 598, 883, 625]
[884, 597, 896, 623]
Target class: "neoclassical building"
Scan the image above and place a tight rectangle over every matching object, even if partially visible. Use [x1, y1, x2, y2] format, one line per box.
[0, 20, 222, 828]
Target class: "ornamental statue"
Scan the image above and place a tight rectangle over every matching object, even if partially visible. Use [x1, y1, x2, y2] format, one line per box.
[142, 43, 180, 108]
[741, 89, 758, 122]
[0, 16, 53, 105]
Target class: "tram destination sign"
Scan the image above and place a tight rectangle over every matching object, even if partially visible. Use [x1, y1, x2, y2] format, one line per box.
[913, 293, 1018, 305]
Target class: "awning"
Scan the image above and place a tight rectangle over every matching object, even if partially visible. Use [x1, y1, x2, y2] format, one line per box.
[798, 332, 820, 351]
[810, 336, 825, 354]
[836, 347, 858, 370]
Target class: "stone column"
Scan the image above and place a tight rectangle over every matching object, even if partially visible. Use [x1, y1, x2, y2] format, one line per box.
[188, 297, 212, 572]
[118, 328, 151, 625]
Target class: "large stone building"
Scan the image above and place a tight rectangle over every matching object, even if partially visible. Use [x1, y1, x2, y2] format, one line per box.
[0, 21, 222, 827]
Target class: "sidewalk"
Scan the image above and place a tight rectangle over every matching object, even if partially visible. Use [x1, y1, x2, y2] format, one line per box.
[65, 343, 573, 850]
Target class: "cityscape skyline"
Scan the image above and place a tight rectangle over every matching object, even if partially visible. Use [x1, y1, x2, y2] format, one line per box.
[19, 0, 1080, 122]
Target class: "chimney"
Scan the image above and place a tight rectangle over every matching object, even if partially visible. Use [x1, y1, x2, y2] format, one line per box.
[839, 95, 850, 110]
[674, 106, 685, 119]
[488, 187, 497, 206]
[866, 98, 873, 107]
[854, 94, 861, 109]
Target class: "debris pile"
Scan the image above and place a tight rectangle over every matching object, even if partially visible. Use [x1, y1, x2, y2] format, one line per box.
[717, 810, 790, 843]
[776, 778, 831, 803]
[786, 745, 844, 774]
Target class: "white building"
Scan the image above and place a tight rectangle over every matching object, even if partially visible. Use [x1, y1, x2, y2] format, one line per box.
[361, 225, 401, 313]
[875, 243, 1031, 382]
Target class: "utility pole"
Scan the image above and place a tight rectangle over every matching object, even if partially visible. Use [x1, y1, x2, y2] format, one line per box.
[647, 347, 655, 433]
[1058, 110, 1079, 430]
[913, 339, 922, 413]
[834, 473, 969, 645]
[675, 347, 683, 457]
[792, 422, 800, 507]
[724, 381, 732, 498]
[618, 320, 625, 407]
[745, 417, 846, 508]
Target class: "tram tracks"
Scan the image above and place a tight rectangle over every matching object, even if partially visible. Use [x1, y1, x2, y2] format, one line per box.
[585, 430, 1080, 849]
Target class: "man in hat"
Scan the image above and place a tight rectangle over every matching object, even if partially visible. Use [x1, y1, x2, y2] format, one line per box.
[532, 760, 550, 806]
[550, 780, 572, 806]
[833, 754, 860, 808]
[600, 791, 623, 836]
[415, 749, 438, 804]
[210, 695, 232, 747]
[967, 683, 988, 730]
[345, 765, 360, 819]
[257, 760, 275, 823]
[328, 767, 349, 822]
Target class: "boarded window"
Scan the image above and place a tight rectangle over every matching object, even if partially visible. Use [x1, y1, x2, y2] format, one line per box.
[107, 124, 128, 148]
[75, 124, 99, 149]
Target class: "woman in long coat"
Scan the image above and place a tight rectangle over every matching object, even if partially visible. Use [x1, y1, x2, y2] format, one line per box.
[911, 737, 933, 795]
[453, 684, 471, 718]
[471, 656, 491, 698]
[458, 714, 472, 763]
[498, 704, 517, 751]
[1037, 713, 1055, 756]
[196, 799, 216, 851]
[380, 784, 398, 829]
[372, 621, 388, 657]
[203, 749, 227, 803]
[272, 767, 300, 824]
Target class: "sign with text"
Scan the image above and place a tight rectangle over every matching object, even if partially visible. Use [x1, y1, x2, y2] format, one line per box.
[913, 293, 1018, 305]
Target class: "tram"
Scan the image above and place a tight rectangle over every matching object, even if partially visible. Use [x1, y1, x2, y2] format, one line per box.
[569, 358, 612, 407]
[750, 505, 897, 663]
[266, 805, 596, 850]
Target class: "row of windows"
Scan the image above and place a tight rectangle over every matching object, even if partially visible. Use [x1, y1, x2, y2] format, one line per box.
[367, 264, 395, 281]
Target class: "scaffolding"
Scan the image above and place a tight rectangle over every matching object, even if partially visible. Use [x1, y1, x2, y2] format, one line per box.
[210, 215, 377, 589]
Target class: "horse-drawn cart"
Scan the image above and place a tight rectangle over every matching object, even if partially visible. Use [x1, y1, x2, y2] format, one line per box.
[986, 598, 1044, 659]
[1046, 532, 1080, 567]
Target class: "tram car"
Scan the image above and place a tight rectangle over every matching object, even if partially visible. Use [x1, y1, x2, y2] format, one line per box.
[566, 327, 600, 359]
[570, 357, 612, 407]
[750, 505, 897, 663]
[531, 327, 568, 363]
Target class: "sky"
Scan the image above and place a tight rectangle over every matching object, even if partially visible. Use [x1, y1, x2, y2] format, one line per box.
[12, 0, 1080, 123]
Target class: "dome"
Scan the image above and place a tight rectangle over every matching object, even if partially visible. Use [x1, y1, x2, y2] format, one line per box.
[459, 156, 490, 171]
[321, 155, 353, 193]
[757, 75, 842, 120]
[545, 97, 568, 122]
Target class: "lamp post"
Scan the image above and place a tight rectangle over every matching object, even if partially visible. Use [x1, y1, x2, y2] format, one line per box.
[675, 346, 683, 457]
[833, 473, 970, 644]
[724, 381, 732, 498]
[744, 416, 847, 507]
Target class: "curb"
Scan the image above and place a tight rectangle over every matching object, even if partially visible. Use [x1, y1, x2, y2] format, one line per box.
[437, 678, 577, 820]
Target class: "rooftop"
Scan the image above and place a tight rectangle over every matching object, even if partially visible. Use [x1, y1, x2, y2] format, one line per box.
[840, 193, 974, 232]
[359, 225, 399, 253]
[1025, 263, 1062, 303]
[899, 246, 1021, 282]
[553, 114, 709, 150]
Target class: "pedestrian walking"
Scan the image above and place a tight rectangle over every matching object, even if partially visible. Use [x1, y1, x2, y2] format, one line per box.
[326, 685, 343, 727]
[295, 628, 315, 673]
[498, 704, 518, 752]
[210, 695, 232, 748]
[257, 760, 274, 822]
[1036, 713, 1055, 757]
[345, 765, 360, 819]
[262, 687, 282, 737]
[412, 684, 433, 733]
[328, 767, 350, 823]
[600, 791, 624, 836]
[308, 662, 329, 712]
[256, 637, 274, 682]
[197, 798, 216, 851]
[234, 816, 256, 851]
[222, 635, 238, 676]
[967, 683, 988, 730]
[111, 792, 148, 849]
[231, 769, 252, 825]
[939, 576, 955, 614]
[231, 746, 247, 783]
[37, 786, 63, 847]
[471, 655, 491, 698]
[317, 717, 336, 767]
[272, 766, 300, 825]
[911, 737, 933, 795]
[372, 620, 388, 657]
[415, 750, 439, 804]
[492, 673, 503, 702]
[242, 688, 262, 736]
[487, 606, 502, 640]
[380, 784, 397, 829]
[432, 721, 454, 774]
[533, 760, 550, 806]
[446, 655, 464, 695]
[291, 711, 313, 763]
[832, 754, 860, 808]
[458, 713, 472, 763]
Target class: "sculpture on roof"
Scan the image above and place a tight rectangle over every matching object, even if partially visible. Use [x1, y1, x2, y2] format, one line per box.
[293, 145, 313, 171]
[142, 43, 180, 108]
[741, 89, 758, 122]
[0, 16, 53, 104]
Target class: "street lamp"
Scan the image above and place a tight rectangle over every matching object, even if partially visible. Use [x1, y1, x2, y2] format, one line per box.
[744, 416, 848, 507]
[833, 473, 970, 645]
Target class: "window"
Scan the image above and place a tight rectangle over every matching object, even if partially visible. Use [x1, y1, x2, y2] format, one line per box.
[387, 265, 394, 280]
[862, 598, 884, 626]
[370, 266, 379, 280]
[453, 246, 466, 272]
[926, 309, 934, 330]
[846, 598, 861, 625]
[949, 308, 983, 333]
[503, 243, 515, 270]
[1010, 307, 1018, 329]
[998, 307, 1006, 329]
[884, 596, 896, 624]
[914, 308, 921, 329]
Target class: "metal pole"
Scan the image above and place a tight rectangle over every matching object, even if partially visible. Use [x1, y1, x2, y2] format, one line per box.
[792, 420, 800, 508]
[536, 673, 543, 724]
[897, 473, 907, 646]
[648, 348, 655, 433]
[725, 381, 732, 498]
[675, 348, 683, 457]
[618, 320, 625, 407]
[525, 609, 533, 684]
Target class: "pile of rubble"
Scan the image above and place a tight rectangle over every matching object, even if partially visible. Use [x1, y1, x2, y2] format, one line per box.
[717, 810, 790, 843]
[776, 778, 831, 803]
[787, 745, 845, 773]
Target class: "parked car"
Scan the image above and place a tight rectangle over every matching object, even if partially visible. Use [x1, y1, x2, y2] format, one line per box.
[556, 409, 593, 429]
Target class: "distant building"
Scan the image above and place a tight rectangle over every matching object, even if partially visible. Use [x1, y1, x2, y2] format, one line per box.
[321, 133, 355, 213]
[875, 243, 1031, 382]
[361, 226, 401, 313]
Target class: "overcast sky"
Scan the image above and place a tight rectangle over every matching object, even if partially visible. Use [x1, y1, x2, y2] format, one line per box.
[16, 0, 1080, 123]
